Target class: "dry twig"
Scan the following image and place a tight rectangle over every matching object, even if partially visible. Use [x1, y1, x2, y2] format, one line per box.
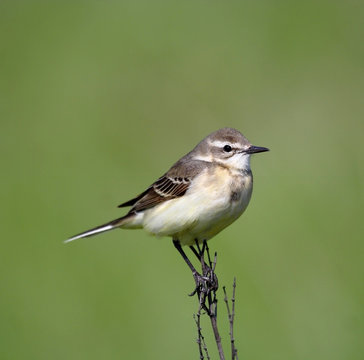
[223, 278, 238, 360]
[191, 241, 225, 360]
[174, 239, 239, 360]
[194, 293, 210, 360]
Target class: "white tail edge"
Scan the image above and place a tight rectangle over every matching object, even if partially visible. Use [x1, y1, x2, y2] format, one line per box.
[64, 224, 115, 244]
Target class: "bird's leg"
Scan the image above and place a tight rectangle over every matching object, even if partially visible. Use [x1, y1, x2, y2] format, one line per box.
[173, 240, 209, 298]
[190, 242, 212, 281]
[189, 243, 209, 271]
[195, 240, 203, 256]
[189, 240, 218, 303]
[204, 240, 213, 268]
[194, 240, 218, 297]
[190, 240, 209, 266]
[173, 239, 198, 275]
[203, 240, 219, 293]
[189, 245, 201, 261]
[197, 240, 208, 275]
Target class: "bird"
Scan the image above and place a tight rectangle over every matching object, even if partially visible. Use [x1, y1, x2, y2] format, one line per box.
[66, 128, 268, 258]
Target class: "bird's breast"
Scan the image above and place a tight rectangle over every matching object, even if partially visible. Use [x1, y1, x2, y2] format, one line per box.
[141, 167, 253, 244]
[183, 167, 253, 234]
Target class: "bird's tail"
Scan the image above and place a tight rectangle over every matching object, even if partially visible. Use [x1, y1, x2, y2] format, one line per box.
[64, 215, 132, 244]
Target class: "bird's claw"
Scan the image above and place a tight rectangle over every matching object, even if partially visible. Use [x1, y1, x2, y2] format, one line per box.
[188, 270, 218, 297]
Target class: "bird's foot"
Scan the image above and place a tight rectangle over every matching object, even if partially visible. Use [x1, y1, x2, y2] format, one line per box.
[189, 267, 218, 297]
[189, 272, 209, 296]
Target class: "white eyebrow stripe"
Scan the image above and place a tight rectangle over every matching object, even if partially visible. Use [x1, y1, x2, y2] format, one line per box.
[193, 154, 213, 162]
[208, 140, 242, 148]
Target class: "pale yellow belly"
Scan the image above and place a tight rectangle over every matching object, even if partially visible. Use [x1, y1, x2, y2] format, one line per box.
[141, 168, 253, 246]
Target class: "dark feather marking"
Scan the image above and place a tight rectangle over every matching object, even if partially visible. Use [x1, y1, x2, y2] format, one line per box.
[117, 159, 212, 213]
[128, 177, 191, 212]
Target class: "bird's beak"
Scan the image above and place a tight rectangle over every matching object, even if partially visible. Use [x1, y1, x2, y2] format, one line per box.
[245, 145, 269, 154]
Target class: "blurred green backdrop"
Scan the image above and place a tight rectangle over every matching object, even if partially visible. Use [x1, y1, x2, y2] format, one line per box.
[0, 1, 363, 359]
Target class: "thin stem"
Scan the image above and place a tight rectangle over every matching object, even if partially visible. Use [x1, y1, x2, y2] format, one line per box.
[204, 242, 225, 360]
[209, 306, 225, 360]
[194, 311, 204, 360]
[223, 279, 238, 360]
[194, 293, 210, 360]
[231, 278, 238, 360]
[173, 239, 233, 360]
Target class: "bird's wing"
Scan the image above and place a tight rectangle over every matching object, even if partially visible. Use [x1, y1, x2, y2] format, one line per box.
[65, 160, 210, 243]
[130, 176, 190, 212]
[118, 159, 209, 213]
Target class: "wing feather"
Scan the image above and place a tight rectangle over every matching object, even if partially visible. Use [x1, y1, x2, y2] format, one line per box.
[117, 159, 209, 213]
[131, 177, 190, 212]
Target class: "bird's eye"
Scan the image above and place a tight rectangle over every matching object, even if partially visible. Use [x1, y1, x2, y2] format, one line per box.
[223, 145, 232, 152]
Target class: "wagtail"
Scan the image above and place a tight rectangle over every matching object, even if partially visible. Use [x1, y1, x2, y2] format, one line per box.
[66, 128, 268, 254]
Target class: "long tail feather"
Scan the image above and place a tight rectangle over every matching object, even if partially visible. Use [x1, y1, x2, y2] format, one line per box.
[64, 216, 129, 244]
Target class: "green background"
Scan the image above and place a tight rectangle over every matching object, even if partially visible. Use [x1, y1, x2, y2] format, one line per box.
[1, 1, 363, 359]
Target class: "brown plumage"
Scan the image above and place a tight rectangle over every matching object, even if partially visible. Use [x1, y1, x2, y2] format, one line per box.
[117, 159, 214, 213]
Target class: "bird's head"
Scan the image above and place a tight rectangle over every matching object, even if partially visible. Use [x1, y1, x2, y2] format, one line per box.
[192, 127, 269, 171]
